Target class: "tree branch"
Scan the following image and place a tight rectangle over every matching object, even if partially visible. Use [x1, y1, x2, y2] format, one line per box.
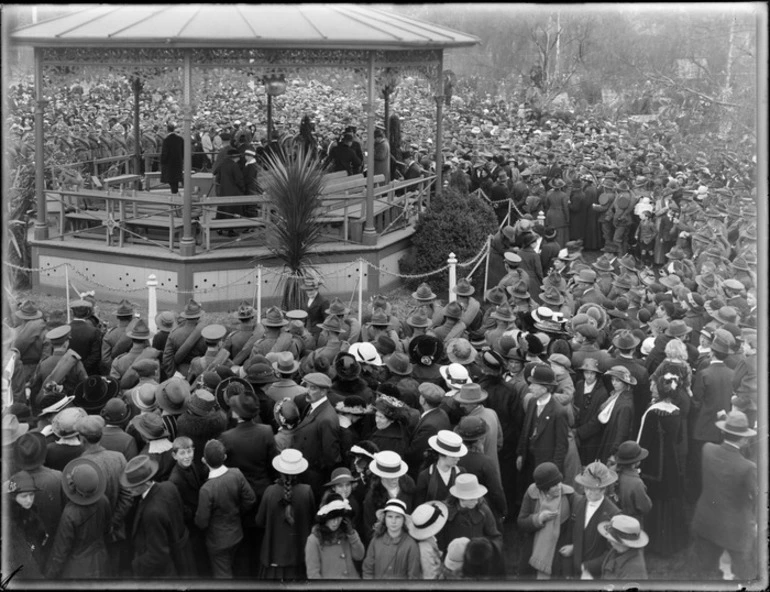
[647, 70, 738, 108]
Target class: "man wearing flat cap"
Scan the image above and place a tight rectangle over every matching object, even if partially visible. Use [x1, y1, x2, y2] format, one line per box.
[292, 372, 341, 498]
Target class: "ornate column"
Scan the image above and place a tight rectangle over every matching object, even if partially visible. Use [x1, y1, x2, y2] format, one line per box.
[33, 48, 48, 240]
[179, 49, 195, 256]
[434, 52, 445, 202]
[362, 51, 377, 246]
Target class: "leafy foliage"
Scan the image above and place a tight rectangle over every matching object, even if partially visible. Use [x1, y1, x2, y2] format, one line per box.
[259, 144, 326, 310]
[399, 181, 497, 298]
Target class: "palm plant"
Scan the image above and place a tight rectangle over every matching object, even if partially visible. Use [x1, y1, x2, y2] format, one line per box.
[259, 143, 326, 310]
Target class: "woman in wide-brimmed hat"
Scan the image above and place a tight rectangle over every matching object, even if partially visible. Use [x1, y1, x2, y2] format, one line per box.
[362, 498, 422, 579]
[305, 493, 365, 579]
[517, 462, 576, 578]
[45, 457, 111, 579]
[595, 366, 636, 464]
[255, 449, 316, 580]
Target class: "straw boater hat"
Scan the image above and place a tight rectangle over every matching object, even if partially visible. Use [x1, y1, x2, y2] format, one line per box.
[272, 448, 309, 475]
[369, 450, 408, 479]
[408, 501, 448, 541]
[598, 515, 649, 548]
[428, 430, 468, 457]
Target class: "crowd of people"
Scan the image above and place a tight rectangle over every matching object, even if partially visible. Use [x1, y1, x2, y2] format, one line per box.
[3, 67, 761, 583]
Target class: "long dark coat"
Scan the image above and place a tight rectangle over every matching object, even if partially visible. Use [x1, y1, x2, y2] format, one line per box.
[487, 232, 510, 288]
[568, 494, 619, 576]
[219, 420, 277, 499]
[216, 156, 246, 197]
[160, 132, 184, 184]
[595, 391, 634, 463]
[691, 442, 757, 553]
[255, 482, 316, 571]
[132, 481, 196, 577]
[543, 189, 570, 247]
[573, 379, 610, 466]
[582, 183, 603, 250]
[45, 496, 111, 579]
[568, 186, 590, 242]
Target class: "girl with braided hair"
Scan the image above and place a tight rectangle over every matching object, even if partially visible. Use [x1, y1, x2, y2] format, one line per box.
[255, 449, 315, 581]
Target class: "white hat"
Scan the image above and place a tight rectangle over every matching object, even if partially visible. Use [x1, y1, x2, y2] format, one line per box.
[375, 498, 410, 522]
[449, 473, 488, 500]
[428, 430, 468, 457]
[369, 450, 408, 479]
[439, 363, 471, 390]
[347, 342, 383, 367]
[407, 501, 448, 541]
[271, 448, 308, 475]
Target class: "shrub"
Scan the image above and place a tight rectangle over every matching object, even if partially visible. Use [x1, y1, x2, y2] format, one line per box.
[399, 184, 497, 298]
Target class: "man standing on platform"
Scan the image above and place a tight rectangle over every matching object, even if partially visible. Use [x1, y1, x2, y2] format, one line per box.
[160, 122, 184, 195]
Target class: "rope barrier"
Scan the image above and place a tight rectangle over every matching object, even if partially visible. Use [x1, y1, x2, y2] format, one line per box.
[4, 230, 492, 293]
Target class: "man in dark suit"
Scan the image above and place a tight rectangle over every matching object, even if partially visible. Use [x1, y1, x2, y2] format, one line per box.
[561, 461, 620, 577]
[160, 122, 184, 194]
[161, 299, 207, 380]
[121, 455, 195, 578]
[405, 382, 450, 478]
[68, 299, 102, 376]
[213, 147, 246, 234]
[691, 411, 757, 580]
[291, 372, 341, 498]
[690, 329, 735, 501]
[516, 365, 569, 488]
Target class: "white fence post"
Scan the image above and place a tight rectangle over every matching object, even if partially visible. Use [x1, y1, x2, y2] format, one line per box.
[147, 274, 158, 333]
[448, 252, 457, 302]
[358, 259, 365, 328]
[65, 264, 71, 323]
[256, 265, 263, 323]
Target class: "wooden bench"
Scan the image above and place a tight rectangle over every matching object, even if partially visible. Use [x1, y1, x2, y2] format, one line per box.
[103, 174, 142, 190]
[56, 189, 186, 250]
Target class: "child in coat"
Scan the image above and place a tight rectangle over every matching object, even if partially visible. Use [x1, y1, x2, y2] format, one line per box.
[194, 439, 256, 578]
[611, 441, 653, 528]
